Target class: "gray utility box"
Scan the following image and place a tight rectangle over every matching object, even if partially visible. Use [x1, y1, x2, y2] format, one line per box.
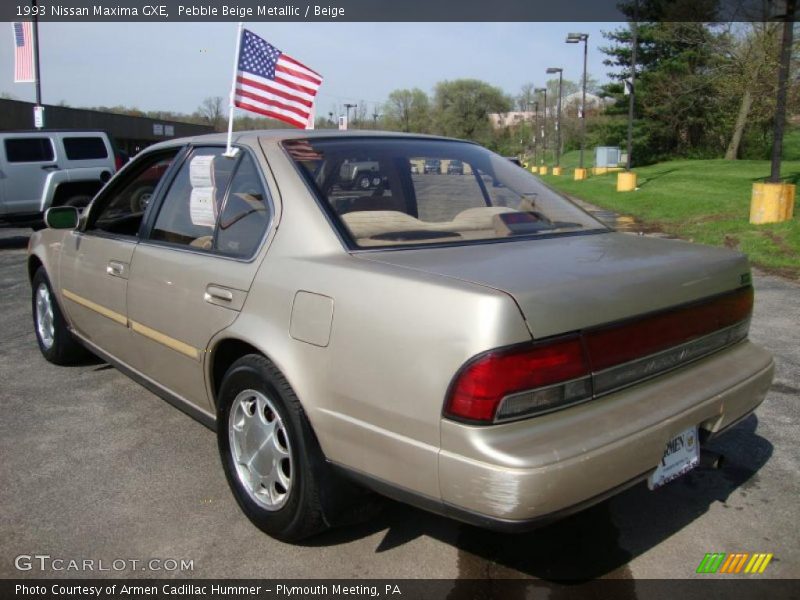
[595, 146, 621, 168]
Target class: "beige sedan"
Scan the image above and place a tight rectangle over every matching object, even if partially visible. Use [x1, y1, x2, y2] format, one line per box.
[28, 131, 774, 541]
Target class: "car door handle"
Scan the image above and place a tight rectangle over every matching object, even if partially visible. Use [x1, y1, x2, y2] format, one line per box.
[41, 165, 59, 171]
[205, 285, 233, 303]
[106, 261, 126, 277]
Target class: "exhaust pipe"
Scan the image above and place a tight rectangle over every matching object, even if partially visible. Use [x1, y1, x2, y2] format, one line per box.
[699, 448, 725, 470]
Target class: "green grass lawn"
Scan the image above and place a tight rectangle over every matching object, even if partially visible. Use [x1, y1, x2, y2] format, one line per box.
[538, 152, 800, 278]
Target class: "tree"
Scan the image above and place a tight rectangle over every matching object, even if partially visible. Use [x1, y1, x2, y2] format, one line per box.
[196, 96, 225, 131]
[718, 23, 781, 159]
[432, 79, 512, 142]
[516, 83, 537, 111]
[383, 88, 431, 133]
[600, 18, 728, 163]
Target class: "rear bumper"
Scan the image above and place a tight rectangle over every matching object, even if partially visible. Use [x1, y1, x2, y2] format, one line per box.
[438, 340, 774, 525]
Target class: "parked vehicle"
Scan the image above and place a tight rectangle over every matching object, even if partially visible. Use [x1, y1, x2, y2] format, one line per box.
[446, 159, 464, 175]
[423, 158, 441, 174]
[338, 159, 384, 190]
[0, 130, 117, 226]
[28, 131, 773, 542]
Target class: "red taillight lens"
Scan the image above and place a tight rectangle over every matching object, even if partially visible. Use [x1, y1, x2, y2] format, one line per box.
[444, 287, 753, 424]
[584, 287, 753, 371]
[115, 155, 124, 171]
[444, 335, 590, 423]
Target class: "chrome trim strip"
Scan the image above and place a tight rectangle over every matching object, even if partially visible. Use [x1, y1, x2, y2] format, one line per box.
[489, 320, 750, 424]
[593, 320, 750, 397]
[61, 288, 201, 360]
[62, 288, 127, 326]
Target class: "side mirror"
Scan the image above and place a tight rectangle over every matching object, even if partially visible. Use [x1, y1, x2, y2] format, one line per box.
[44, 206, 80, 230]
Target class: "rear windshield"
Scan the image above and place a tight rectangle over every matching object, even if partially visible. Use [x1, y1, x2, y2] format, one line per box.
[63, 136, 108, 160]
[284, 138, 606, 248]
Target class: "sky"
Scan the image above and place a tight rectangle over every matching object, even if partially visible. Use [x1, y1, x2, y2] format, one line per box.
[0, 22, 620, 118]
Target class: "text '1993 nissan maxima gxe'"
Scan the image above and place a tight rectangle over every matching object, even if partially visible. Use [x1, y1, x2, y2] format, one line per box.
[27, 131, 774, 541]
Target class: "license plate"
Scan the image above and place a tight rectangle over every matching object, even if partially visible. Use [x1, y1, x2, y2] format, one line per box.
[648, 426, 700, 490]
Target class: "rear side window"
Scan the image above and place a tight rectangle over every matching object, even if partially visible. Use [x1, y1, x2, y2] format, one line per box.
[63, 136, 108, 160]
[214, 153, 271, 258]
[4, 138, 54, 163]
[150, 148, 236, 248]
[148, 149, 270, 258]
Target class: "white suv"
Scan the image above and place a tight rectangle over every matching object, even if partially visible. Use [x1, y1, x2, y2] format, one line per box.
[0, 130, 118, 227]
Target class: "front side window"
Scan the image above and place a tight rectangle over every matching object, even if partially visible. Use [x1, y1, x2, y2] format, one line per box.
[63, 137, 108, 160]
[87, 149, 180, 237]
[5, 137, 54, 163]
[285, 138, 606, 248]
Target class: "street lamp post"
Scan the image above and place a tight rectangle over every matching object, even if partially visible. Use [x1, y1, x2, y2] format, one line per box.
[526, 101, 536, 164]
[535, 87, 547, 166]
[546, 67, 563, 168]
[566, 33, 589, 171]
[531, 100, 539, 166]
[626, 1, 639, 171]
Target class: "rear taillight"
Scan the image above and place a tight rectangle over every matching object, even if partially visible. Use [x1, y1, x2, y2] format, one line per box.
[444, 335, 591, 423]
[444, 287, 753, 424]
[584, 286, 753, 371]
[115, 155, 124, 171]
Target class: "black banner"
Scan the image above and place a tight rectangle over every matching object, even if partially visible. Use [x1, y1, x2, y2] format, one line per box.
[0, 0, 791, 22]
[3, 579, 800, 600]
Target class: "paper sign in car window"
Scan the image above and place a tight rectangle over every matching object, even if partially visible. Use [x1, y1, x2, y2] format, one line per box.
[189, 155, 217, 227]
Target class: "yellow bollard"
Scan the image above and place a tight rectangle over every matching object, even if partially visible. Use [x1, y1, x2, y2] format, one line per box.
[552, 166, 562, 176]
[617, 171, 637, 192]
[574, 168, 588, 181]
[530, 166, 537, 174]
[750, 183, 796, 224]
[783, 184, 796, 220]
[539, 166, 548, 175]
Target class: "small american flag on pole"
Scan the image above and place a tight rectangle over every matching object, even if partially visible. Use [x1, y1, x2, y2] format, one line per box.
[234, 29, 322, 129]
[12, 22, 36, 83]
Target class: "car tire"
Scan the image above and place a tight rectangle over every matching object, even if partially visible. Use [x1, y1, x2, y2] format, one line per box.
[356, 174, 372, 190]
[217, 354, 330, 541]
[31, 268, 89, 365]
[129, 186, 154, 213]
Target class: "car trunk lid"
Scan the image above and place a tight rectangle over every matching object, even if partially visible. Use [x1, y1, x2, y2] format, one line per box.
[358, 232, 751, 339]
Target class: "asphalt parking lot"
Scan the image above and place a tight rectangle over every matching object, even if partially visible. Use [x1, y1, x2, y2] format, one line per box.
[1, 224, 798, 581]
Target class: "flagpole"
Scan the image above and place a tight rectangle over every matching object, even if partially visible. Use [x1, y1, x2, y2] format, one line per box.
[224, 22, 244, 157]
[32, 0, 42, 108]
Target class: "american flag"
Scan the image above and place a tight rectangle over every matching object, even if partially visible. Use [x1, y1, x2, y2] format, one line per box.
[234, 29, 322, 129]
[12, 22, 36, 83]
[283, 139, 323, 162]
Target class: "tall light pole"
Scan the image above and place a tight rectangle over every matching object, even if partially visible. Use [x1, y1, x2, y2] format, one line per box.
[535, 87, 547, 165]
[372, 112, 380, 129]
[546, 67, 563, 168]
[770, 0, 796, 182]
[531, 100, 539, 166]
[566, 32, 589, 170]
[626, 2, 639, 171]
[344, 103, 357, 129]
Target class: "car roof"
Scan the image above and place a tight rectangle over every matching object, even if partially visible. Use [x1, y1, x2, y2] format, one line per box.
[144, 129, 473, 152]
